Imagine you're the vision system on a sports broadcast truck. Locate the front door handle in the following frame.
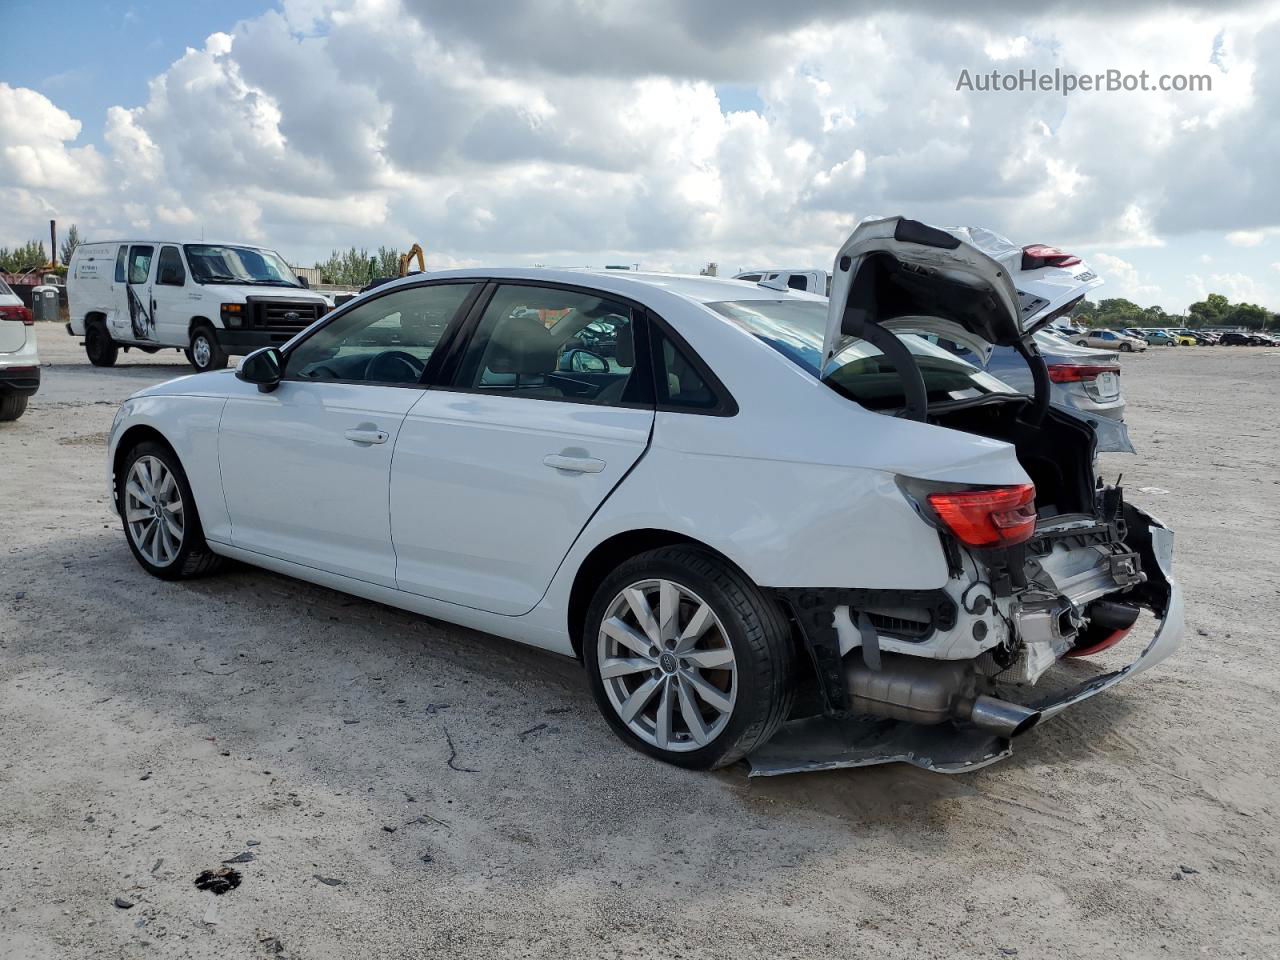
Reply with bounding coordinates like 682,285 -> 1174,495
543,454 -> 605,474
344,428 -> 389,445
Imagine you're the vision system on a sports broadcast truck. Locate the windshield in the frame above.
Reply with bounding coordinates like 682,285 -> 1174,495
183,244 -> 301,286
707,299 -> 1016,411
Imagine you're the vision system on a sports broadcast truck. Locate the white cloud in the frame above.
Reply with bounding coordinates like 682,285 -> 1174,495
1,0 -> 1279,309
1226,229 -> 1266,246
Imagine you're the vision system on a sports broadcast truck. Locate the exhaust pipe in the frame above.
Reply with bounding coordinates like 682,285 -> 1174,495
966,694 -> 1041,737
845,652 -> 1041,737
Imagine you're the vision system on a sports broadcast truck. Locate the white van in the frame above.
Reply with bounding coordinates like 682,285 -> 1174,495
732,268 -> 831,296
67,241 -> 330,372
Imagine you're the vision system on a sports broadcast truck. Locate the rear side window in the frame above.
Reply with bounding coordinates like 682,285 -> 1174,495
127,245 -> 154,284
737,274 -> 762,283
708,299 -> 1014,411
787,274 -> 808,291
0,278 -> 11,295
114,246 -> 128,283
456,284 -> 639,407
653,331 -> 718,410
156,246 -> 185,286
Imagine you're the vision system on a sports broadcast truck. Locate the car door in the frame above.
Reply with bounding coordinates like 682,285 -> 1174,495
390,281 -> 655,615
149,245 -> 190,346
217,281 -> 479,586
118,244 -> 156,343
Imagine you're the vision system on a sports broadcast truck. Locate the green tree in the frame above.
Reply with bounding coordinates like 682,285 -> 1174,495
1188,293 -> 1230,328
1225,302 -> 1270,330
0,240 -> 48,273
59,224 -> 82,265
314,246 -> 402,286
1092,298 -> 1144,329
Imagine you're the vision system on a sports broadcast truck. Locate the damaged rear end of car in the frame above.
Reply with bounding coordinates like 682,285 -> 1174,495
750,216 -> 1185,776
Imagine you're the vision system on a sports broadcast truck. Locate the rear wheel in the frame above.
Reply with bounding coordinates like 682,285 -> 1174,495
186,324 -> 228,373
584,546 -> 795,770
85,322 -> 119,367
0,394 -> 28,421
119,441 -> 224,580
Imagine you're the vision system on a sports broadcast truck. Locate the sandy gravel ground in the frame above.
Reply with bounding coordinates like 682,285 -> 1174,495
2,329 -> 1277,960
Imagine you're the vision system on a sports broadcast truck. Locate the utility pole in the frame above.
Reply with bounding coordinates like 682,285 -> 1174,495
50,219 -> 57,266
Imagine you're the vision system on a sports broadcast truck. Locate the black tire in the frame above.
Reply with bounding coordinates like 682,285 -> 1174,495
584,545 -> 796,770
85,322 -> 119,367
1075,340 -> 1089,348
118,440 -> 225,580
185,324 -> 228,373
1120,342 -> 1132,352
0,393 -> 28,421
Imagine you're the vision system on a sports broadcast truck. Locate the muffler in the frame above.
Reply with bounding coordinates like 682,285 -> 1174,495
845,652 -> 1040,737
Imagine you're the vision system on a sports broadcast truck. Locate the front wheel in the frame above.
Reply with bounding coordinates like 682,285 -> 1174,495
186,325 -> 228,373
85,323 -> 119,367
119,441 -> 225,580
1120,342 -> 1133,352
584,546 -> 795,770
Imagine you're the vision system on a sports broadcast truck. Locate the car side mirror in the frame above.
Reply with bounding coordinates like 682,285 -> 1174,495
572,351 -> 608,373
236,346 -> 284,393
297,276 -> 310,288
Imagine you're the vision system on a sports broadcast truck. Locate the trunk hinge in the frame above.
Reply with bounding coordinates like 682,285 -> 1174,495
838,306 -> 929,422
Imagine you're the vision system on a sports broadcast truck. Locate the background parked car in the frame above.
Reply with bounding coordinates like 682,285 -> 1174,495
1075,328 -> 1147,352
1139,329 -> 1177,346
1219,331 -> 1268,346
732,268 -> 831,295
0,277 -> 39,421
1175,329 -> 1216,345
933,329 -> 1128,432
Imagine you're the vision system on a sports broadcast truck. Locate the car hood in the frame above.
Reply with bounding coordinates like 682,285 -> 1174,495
201,284 -> 326,302
127,368 -> 239,401
822,216 -> 1103,370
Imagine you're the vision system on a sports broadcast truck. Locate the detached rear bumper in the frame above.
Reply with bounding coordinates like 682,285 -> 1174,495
750,508 -> 1185,776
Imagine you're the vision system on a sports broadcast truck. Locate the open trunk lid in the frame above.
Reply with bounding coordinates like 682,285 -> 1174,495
822,216 -> 1103,371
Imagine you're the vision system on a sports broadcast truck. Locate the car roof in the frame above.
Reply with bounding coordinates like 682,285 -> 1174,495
367,268 -> 827,307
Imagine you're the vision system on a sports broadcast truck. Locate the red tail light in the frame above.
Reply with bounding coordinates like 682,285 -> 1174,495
1046,363 -> 1120,383
1021,244 -> 1082,270
0,305 -> 33,325
927,484 -> 1037,548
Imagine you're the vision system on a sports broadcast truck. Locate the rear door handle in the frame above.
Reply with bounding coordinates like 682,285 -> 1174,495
543,454 -> 605,474
344,428 -> 389,445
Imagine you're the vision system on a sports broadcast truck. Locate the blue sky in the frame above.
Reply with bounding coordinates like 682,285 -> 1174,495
2,0 -> 1278,311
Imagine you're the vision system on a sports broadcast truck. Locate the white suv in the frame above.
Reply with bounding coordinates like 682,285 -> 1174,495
0,278 -> 39,421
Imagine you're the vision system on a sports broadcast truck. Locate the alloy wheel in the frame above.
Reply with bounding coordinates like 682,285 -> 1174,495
192,335 -> 212,369
596,579 -> 738,752
124,455 -> 185,567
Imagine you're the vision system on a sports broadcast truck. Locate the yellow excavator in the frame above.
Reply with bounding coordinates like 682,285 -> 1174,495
398,243 -> 426,277
360,242 -> 426,293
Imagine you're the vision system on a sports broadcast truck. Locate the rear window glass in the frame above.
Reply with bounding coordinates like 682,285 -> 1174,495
707,299 -> 1016,411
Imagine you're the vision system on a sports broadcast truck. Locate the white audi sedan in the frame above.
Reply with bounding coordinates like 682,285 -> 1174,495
107,217 -> 1184,775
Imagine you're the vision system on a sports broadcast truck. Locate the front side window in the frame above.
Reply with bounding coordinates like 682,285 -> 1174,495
184,244 -> 301,287
127,245 -> 154,284
456,284 -> 637,405
287,283 -> 475,385
708,299 -> 1015,411
114,246 -> 128,283
156,246 -> 186,286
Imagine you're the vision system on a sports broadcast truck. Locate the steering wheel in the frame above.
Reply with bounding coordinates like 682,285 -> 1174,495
364,350 -> 425,383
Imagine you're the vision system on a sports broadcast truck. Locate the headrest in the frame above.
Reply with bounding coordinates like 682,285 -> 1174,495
486,315 -> 559,375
